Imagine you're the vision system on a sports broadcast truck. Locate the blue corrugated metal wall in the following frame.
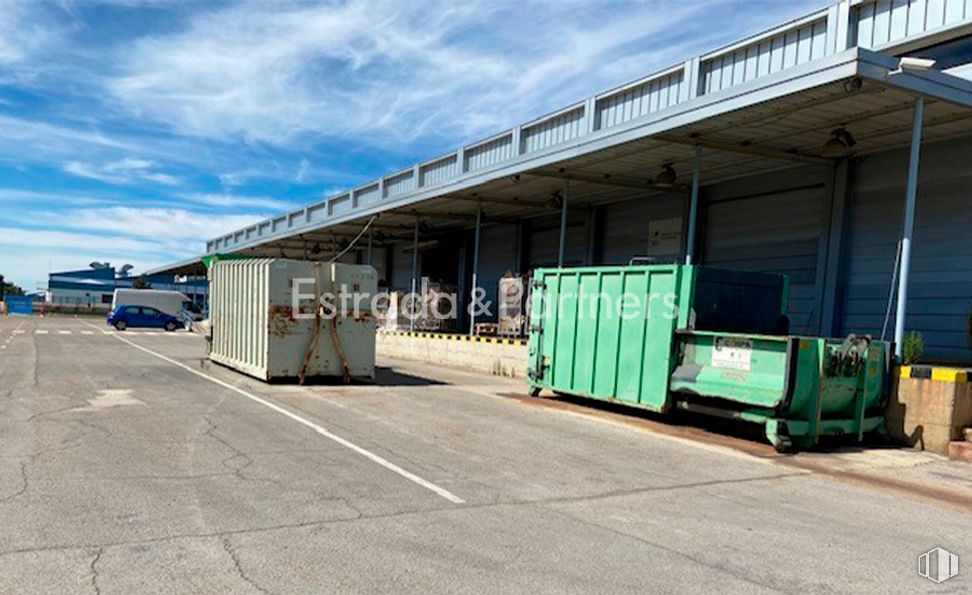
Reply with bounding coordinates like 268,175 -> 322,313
4,296 -> 33,315
839,136 -> 972,363
595,193 -> 685,264
703,184 -> 827,336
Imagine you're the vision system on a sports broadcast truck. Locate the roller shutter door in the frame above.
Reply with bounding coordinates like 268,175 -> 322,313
597,194 -> 684,265
527,212 -> 587,268
388,242 -> 414,292
476,223 -> 519,323
839,139 -> 972,363
703,186 -> 825,335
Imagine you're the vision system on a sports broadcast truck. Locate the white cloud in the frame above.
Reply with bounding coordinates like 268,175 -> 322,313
63,157 -> 180,186
64,206 -> 267,241
0,114 -> 313,188
0,204 -> 268,288
218,172 -> 243,186
108,0 -> 819,146
63,161 -> 127,184
0,114 -> 141,157
0,226 -> 165,254
0,188 -> 110,207
0,3 -> 57,69
178,192 -> 296,211
295,158 -> 311,184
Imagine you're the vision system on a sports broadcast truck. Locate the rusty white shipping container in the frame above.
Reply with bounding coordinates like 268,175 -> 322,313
209,259 -> 377,382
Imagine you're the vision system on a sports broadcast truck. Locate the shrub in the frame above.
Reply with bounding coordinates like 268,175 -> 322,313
902,331 -> 924,365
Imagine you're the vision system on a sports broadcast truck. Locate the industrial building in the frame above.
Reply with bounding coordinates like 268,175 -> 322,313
153,0 -> 972,364
47,266 -> 208,309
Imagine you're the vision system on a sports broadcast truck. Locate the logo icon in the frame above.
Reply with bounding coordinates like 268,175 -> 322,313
918,547 -> 959,583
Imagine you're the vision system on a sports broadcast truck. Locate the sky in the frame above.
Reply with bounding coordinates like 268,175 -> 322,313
0,0 -> 823,291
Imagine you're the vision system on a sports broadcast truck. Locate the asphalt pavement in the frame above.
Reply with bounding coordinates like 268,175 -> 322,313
0,315 -> 969,593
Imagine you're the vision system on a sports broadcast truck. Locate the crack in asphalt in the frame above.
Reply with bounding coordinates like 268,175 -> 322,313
24,404 -> 83,422
88,547 -> 103,595
202,416 -> 282,487
57,472 -> 235,482
0,470 -> 803,559
537,504 -> 788,593
72,418 -> 113,439
221,536 -> 272,594
0,438 -> 88,463
0,462 -> 28,505
199,415 -> 318,492
32,337 -> 39,390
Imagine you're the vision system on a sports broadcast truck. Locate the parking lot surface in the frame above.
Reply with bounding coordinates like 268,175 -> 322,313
1,316 -> 969,593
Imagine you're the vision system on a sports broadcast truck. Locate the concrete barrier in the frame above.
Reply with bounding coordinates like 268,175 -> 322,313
887,366 -> 972,455
377,330 -> 528,378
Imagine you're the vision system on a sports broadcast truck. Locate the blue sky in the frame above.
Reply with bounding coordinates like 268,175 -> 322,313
0,0 -> 822,290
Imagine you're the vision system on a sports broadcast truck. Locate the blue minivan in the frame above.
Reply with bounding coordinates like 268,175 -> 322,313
107,305 -> 185,331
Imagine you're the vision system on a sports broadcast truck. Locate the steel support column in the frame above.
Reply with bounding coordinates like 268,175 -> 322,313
469,204 -> 482,335
685,146 -> 702,265
366,229 -> 373,265
893,97 -> 924,359
410,217 -> 419,331
558,180 -> 569,267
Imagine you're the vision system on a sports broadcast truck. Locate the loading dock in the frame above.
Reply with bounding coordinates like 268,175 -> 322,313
152,3 -> 972,364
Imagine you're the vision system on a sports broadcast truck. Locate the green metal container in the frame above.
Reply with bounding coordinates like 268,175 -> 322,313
526,265 -> 890,451
669,332 -> 889,450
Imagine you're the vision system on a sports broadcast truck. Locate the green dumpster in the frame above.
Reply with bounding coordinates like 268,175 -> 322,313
526,265 -> 890,451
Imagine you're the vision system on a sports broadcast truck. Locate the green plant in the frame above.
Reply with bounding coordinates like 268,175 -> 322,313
2,282 -> 25,296
902,331 -> 924,365
132,276 -> 152,290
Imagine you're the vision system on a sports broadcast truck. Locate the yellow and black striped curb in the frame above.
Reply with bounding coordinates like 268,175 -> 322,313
380,329 -> 527,346
898,365 -> 971,383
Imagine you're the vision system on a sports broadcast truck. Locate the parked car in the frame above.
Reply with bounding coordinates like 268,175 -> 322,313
107,305 -> 185,331
111,289 -> 205,321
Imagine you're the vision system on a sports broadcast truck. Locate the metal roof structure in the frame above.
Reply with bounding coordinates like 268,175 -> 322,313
149,0 -> 972,276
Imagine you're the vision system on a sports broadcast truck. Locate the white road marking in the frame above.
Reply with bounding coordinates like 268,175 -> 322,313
82,320 -> 464,505
35,330 -> 48,335
9,320 -> 26,336
81,330 -> 93,335
58,330 -> 71,335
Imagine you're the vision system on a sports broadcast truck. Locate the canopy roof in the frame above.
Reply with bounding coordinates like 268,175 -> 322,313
148,48 -> 972,276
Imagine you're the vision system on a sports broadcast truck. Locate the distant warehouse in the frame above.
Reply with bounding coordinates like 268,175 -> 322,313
47,265 -> 207,309
153,0 -> 972,363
